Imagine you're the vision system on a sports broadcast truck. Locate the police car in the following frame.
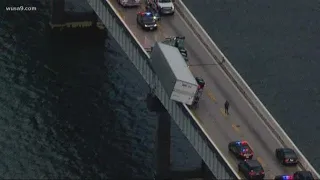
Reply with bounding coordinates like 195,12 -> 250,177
275,148 -> 298,166
238,159 -> 265,180
274,175 -> 293,180
136,12 -> 158,31
228,140 -> 254,159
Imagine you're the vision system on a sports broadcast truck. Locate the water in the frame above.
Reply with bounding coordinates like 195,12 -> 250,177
0,0 -> 202,178
183,0 -> 320,170
1,0 -> 320,178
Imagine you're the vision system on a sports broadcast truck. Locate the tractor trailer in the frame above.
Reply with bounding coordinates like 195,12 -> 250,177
150,42 -> 198,105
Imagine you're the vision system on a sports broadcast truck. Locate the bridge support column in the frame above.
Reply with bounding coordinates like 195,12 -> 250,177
156,110 -> 171,180
201,161 -> 214,180
50,0 -> 65,25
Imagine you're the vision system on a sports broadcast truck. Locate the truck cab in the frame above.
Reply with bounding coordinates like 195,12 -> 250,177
191,77 -> 205,108
195,77 -> 205,89
162,36 -> 188,61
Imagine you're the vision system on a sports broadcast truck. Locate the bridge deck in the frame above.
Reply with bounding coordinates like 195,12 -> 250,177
109,0 -> 301,178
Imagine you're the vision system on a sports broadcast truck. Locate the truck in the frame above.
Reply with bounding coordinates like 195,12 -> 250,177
150,42 -> 199,105
162,36 -> 188,62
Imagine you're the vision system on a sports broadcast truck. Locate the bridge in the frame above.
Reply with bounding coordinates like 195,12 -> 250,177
50,0 -> 320,179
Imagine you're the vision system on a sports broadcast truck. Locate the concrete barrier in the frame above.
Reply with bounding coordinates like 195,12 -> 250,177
182,104 -> 241,179
175,0 -> 320,178
103,1 -> 240,179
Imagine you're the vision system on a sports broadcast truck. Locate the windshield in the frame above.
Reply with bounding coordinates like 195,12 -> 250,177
142,17 -> 155,23
283,149 -> 296,158
176,39 -> 185,49
159,0 -> 172,2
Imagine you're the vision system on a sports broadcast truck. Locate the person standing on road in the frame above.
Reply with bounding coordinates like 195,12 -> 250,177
224,100 -> 229,115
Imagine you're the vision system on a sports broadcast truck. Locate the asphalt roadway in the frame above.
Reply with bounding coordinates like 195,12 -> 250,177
109,0 -> 301,178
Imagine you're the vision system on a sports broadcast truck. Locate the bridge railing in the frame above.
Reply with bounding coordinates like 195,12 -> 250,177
86,0 -> 240,179
175,0 -> 320,178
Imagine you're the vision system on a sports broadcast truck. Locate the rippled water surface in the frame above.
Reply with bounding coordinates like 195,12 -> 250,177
183,0 -> 320,170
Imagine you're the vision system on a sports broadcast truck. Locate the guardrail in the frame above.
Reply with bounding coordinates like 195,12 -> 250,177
175,0 -> 320,178
87,0 -> 240,178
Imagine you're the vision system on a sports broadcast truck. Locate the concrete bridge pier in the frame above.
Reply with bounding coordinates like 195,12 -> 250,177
49,0 -> 105,39
147,93 -> 211,180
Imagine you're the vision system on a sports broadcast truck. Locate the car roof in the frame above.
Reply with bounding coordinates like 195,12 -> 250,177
246,160 -> 261,167
141,14 -> 152,17
139,12 -> 153,16
232,141 -> 249,146
282,148 -> 294,153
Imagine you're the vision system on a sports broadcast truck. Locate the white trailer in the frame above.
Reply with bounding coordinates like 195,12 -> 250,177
150,42 -> 198,105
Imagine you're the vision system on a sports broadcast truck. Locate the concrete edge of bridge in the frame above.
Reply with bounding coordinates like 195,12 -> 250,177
174,0 -> 320,178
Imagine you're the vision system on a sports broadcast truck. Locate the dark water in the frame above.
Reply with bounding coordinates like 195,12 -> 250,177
0,1 -> 201,179
183,0 -> 320,170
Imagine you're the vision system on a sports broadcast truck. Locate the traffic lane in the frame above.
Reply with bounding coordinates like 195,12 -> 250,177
109,0 -> 161,48
110,1 -> 299,177
161,12 -> 300,176
190,60 -> 289,177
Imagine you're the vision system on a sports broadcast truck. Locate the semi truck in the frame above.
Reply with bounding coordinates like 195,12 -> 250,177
150,42 -> 204,106
162,36 -> 188,62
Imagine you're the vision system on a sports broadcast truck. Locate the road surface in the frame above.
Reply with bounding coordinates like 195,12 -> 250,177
109,0 -> 301,178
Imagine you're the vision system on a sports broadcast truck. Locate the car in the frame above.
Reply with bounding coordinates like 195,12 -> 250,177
238,159 -> 265,179
118,0 -> 141,7
136,11 -> 158,31
274,175 -> 294,180
146,0 -> 175,15
293,171 -> 314,180
228,140 -> 254,159
275,148 -> 298,165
